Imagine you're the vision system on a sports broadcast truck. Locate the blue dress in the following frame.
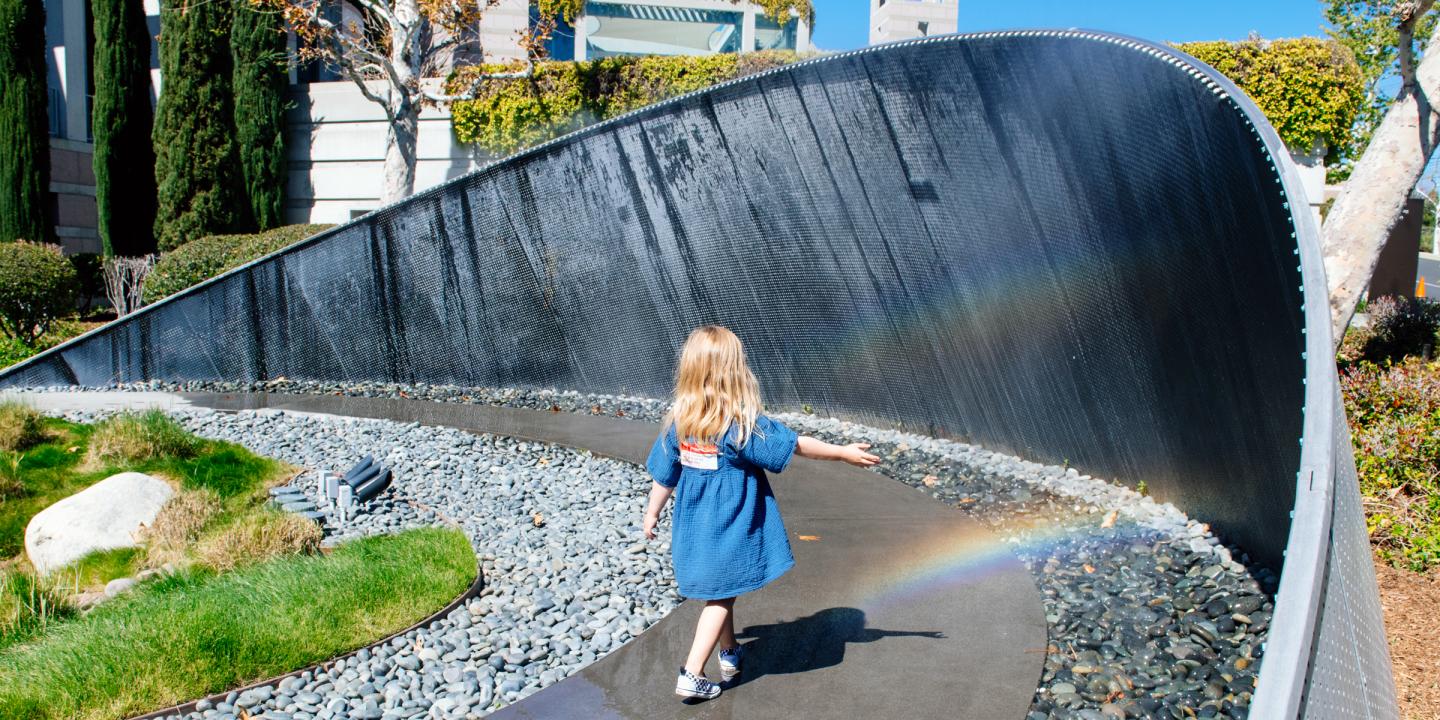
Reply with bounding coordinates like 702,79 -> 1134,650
646,415 -> 798,600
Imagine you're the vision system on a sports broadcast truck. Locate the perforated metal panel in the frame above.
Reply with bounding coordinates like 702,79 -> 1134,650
1298,398 -> 1399,719
0,31 -> 1397,719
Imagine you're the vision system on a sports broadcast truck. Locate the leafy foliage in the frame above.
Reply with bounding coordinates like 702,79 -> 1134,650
0,320 -> 92,371
91,0 -> 159,256
1323,1 -> 1438,179
1339,295 -> 1440,371
1176,38 -> 1365,167
0,242 -> 78,346
230,2 -> 289,231
143,224 -> 333,303
152,0 -> 247,250
1342,357 -> 1440,571
448,51 -> 809,155
0,0 -> 54,244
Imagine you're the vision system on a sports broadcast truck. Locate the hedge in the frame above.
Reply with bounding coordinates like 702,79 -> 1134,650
144,224 -> 332,303
1176,37 -> 1364,166
447,51 -> 809,155
0,242 -> 78,346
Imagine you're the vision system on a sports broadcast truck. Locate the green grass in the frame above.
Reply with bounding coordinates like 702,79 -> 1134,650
0,570 -> 76,652
0,527 -> 475,720
65,548 -> 144,589
0,413 -> 287,559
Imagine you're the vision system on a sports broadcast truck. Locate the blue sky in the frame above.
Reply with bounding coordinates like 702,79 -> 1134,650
809,0 -> 1332,51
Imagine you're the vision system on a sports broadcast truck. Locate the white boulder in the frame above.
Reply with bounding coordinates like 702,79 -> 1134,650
24,472 -> 173,575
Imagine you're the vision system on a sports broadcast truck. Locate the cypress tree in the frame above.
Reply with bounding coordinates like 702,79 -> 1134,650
92,0 -> 159,256
0,0 -> 54,243
231,1 -> 288,231
153,0 -> 245,250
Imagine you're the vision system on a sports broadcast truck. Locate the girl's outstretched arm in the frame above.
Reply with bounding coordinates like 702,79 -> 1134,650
642,481 -> 674,539
796,436 -> 881,467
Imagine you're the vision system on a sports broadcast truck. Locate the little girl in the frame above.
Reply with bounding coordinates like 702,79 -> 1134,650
642,325 -> 879,701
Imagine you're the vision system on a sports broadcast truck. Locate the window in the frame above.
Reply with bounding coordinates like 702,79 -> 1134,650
582,2 -> 742,57
755,14 -> 798,51
917,21 -> 929,36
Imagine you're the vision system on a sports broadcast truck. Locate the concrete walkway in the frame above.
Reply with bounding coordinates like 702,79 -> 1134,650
17,390 -> 1048,719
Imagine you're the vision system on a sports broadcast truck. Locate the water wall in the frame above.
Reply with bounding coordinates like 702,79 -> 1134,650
0,31 -> 1395,718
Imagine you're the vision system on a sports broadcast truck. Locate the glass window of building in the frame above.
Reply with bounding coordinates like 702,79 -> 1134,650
754,14 -> 798,51
583,2 -> 742,57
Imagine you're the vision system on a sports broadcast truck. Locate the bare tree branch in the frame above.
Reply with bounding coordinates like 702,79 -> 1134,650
424,59 -> 535,103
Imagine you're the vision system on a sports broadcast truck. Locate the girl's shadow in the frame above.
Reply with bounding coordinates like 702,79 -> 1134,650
725,607 -> 943,687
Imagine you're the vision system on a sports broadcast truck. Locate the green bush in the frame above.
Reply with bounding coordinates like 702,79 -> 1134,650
1176,38 -> 1364,168
1343,358 -> 1440,571
448,51 -> 812,155
0,242 -> 78,346
143,224 -> 332,303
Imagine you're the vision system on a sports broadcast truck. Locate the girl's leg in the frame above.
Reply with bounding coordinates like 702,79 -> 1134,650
719,600 -> 738,651
684,598 -> 735,675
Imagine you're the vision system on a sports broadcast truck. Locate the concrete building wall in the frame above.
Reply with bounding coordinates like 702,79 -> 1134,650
869,0 -> 958,45
479,0 -> 531,65
284,80 -> 495,224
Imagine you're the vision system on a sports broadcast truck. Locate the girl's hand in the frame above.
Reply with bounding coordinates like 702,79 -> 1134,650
643,511 -> 659,540
840,443 -> 880,467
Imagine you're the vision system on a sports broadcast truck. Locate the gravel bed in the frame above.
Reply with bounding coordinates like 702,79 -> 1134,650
50,382 -> 1277,719
54,406 -> 678,720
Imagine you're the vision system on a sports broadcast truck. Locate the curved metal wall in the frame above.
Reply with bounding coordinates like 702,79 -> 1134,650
0,31 -> 1394,717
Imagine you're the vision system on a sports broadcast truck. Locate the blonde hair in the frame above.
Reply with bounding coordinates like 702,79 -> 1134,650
668,325 -> 763,447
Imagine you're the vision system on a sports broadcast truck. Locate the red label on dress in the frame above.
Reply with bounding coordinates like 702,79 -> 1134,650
679,441 -> 719,470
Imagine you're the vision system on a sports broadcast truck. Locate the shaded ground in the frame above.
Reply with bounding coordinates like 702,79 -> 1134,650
1376,555 -> 1440,720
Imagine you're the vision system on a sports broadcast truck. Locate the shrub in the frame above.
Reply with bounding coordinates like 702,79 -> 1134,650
85,410 -> 198,468
1342,357 -> 1440,571
0,242 -> 79,346
448,51 -> 812,155
0,402 -> 43,452
1360,295 -> 1440,365
143,224 -> 332,303
196,510 -> 321,572
1176,37 -> 1364,170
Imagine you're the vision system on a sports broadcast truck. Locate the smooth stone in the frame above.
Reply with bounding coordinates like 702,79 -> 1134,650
24,471 -> 174,575
104,577 -> 137,597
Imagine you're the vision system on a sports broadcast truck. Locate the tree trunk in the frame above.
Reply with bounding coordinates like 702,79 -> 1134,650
380,0 -> 420,204
1324,18 -> 1440,346
382,102 -> 419,204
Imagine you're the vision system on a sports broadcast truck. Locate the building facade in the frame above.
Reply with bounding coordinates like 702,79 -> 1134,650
39,0 -> 808,246
869,0 -> 957,45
